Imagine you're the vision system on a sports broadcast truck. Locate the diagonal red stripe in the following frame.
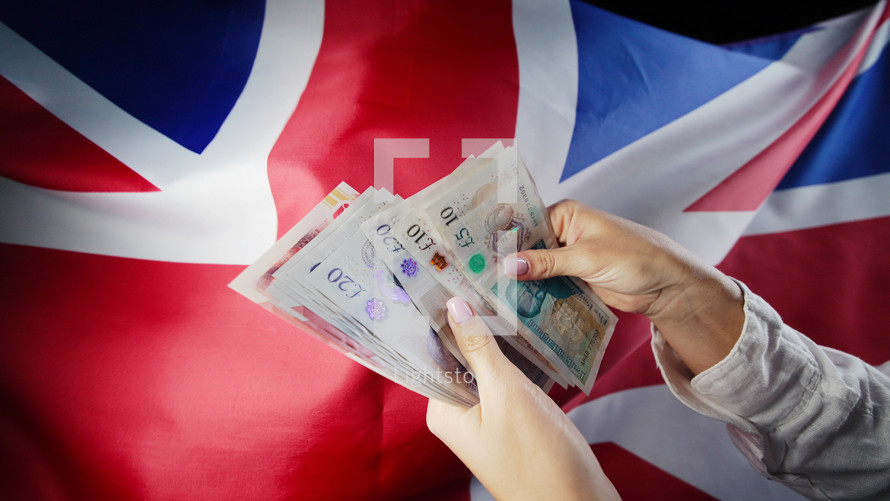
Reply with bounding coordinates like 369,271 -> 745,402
0,76 -> 158,193
685,18 -> 874,212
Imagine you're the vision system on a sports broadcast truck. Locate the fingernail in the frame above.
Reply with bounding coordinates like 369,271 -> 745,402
446,297 -> 474,324
503,255 -> 529,277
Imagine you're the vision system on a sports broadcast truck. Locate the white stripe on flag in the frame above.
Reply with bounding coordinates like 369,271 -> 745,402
515,1 -> 884,265
0,0 -> 324,264
512,0 -> 578,194
858,13 -> 890,75
744,172 -> 890,236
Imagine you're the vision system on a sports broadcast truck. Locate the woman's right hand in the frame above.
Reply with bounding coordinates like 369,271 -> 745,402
503,200 -> 745,375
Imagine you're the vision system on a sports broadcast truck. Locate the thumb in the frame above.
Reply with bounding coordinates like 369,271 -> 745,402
445,297 -> 510,389
503,244 -> 594,281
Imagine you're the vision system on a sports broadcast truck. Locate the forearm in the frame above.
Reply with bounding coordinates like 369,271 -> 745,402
654,282 -> 890,499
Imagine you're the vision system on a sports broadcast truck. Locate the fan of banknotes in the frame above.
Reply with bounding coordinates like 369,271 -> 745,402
230,144 -> 617,406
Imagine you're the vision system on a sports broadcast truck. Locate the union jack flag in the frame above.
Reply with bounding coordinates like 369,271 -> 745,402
1,1 -> 887,499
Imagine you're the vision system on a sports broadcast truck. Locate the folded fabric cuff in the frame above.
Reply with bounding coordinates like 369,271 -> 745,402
651,278 -> 778,434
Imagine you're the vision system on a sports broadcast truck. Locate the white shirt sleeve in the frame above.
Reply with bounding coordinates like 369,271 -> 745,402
651,280 -> 890,500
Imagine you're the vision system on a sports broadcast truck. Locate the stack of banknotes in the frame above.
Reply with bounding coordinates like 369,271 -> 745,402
230,144 -> 617,406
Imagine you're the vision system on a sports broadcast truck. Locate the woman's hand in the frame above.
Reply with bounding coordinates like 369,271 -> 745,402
426,297 -> 620,501
426,200 -> 744,500
504,200 -> 744,375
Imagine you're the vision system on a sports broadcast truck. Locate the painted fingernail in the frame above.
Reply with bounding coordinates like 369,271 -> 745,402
503,255 -> 529,277
446,297 -> 474,324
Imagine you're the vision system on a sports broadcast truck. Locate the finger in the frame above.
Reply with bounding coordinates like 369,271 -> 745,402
445,297 -> 510,391
547,199 -> 613,243
502,244 -> 595,281
546,199 -> 584,244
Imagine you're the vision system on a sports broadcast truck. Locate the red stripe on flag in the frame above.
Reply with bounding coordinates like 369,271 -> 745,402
377,383 -> 473,501
0,244 -> 462,499
267,0 -> 520,236
591,442 -> 718,500
718,216 -> 890,364
262,2 -> 520,495
0,77 -> 158,193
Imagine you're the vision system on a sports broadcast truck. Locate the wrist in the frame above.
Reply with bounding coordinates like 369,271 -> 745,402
646,267 -> 745,375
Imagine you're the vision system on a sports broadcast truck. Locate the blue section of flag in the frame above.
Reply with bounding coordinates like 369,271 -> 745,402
0,0 -> 264,153
777,41 -> 890,190
561,1 -> 775,182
